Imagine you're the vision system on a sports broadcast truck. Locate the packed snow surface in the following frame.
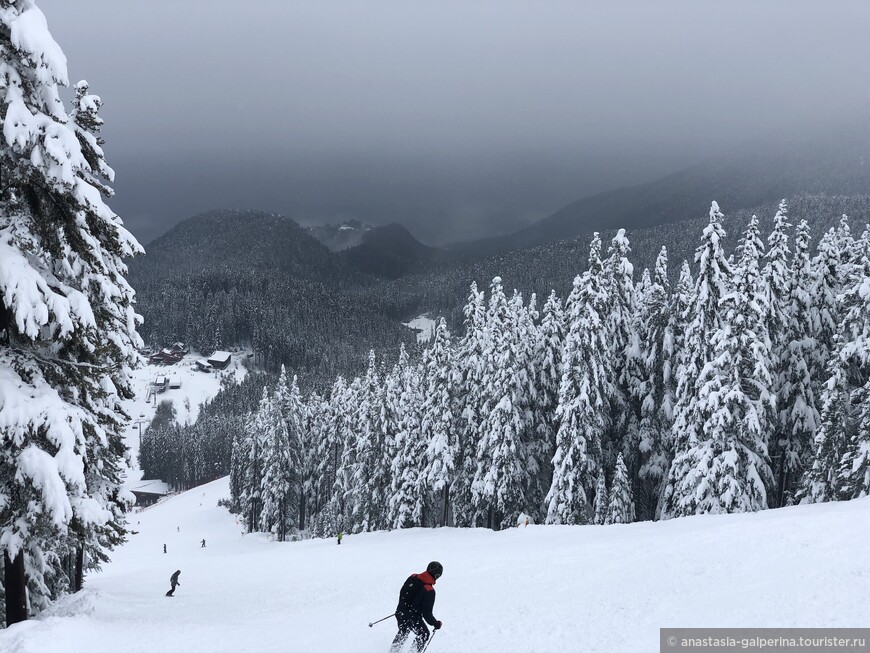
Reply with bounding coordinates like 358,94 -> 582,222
2,478 -> 868,653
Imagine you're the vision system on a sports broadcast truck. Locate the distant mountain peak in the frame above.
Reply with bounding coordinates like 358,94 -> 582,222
340,222 -> 440,280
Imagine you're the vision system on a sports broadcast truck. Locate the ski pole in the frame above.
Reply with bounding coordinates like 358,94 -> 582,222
368,613 -> 395,627
421,630 -> 436,653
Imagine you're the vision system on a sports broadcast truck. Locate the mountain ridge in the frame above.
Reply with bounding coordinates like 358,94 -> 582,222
450,131 -> 870,256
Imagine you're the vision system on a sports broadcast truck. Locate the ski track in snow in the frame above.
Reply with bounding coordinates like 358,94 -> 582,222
2,477 -> 868,653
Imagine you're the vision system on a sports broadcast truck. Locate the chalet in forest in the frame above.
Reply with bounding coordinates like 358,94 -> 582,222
208,350 -> 232,370
149,349 -> 184,365
131,480 -> 170,508
146,342 -> 188,365
170,342 -> 190,355
195,359 -> 212,373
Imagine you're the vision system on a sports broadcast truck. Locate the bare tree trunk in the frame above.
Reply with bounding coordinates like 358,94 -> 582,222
279,499 -> 285,542
248,498 -> 258,533
74,545 -> 85,592
441,487 -> 450,527
4,550 -> 27,626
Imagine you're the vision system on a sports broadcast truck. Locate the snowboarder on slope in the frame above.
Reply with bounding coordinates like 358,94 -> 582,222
390,561 -> 443,653
337,532 -> 343,545
165,569 -> 181,596
163,543 -> 166,554
201,539 -> 206,548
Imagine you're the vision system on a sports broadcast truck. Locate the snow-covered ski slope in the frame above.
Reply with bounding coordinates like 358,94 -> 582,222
120,353 -> 247,490
3,479 -> 868,653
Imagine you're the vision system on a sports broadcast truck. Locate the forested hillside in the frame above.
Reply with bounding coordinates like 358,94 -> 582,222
129,210 -> 418,387
131,192 -> 870,391
361,194 -> 870,330
130,197 -> 870,442
339,223 -> 440,280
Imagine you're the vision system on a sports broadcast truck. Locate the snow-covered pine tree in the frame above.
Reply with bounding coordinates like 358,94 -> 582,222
762,199 -> 804,507
635,247 -> 676,520
835,215 -> 857,277
315,376 -> 351,536
422,318 -> 455,526
531,291 -> 564,511
774,219 -> 819,505
537,290 -> 564,446
593,471 -> 608,525
473,280 -> 532,529
258,387 -> 296,541
304,390 -> 329,523
388,350 -> 427,528
327,377 -> 349,501
688,215 -> 774,514
348,351 -> 388,532
289,375 -> 309,529
242,393 -> 268,533
622,268 -> 649,506
68,80 -> 112,196
670,260 -> 695,375
229,428 -> 248,514
663,203 -> 745,518
840,224 -> 870,380
836,225 -> 870,500
763,201 -> 793,348
798,333 -> 852,504
762,201 -> 793,507
809,226 -> 846,395
603,229 -> 636,471
545,234 -> 612,525
372,362 -> 395,532
1,2 -> 143,624
605,454 -> 635,525
518,293 -> 550,522
273,367 -> 305,529
338,376 -> 364,531
688,216 -> 775,514
734,216 -> 776,432
838,379 -> 870,500
451,282 -> 487,526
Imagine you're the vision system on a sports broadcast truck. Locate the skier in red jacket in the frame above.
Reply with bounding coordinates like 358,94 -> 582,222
390,561 -> 443,652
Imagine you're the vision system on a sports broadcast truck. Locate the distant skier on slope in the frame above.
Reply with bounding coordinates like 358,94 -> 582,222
390,561 -> 443,653
165,569 -> 181,596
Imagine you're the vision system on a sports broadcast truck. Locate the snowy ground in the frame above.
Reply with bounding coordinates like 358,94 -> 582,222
402,314 -> 437,343
2,479 -> 868,653
121,353 -> 248,489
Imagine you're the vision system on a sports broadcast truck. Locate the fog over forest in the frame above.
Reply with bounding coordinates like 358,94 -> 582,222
40,0 -> 870,244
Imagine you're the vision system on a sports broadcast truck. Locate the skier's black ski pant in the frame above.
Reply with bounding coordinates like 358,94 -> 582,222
391,612 -> 429,652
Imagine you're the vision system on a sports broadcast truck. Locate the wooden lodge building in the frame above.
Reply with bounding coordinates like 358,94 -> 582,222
207,351 -> 232,370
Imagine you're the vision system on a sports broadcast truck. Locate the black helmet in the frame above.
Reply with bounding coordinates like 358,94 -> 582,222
427,561 -> 443,579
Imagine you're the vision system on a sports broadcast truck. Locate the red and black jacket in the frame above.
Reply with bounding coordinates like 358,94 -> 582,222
396,571 -> 438,626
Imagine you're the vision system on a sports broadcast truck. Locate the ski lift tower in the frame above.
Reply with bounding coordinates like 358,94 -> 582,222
133,417 -> 150,447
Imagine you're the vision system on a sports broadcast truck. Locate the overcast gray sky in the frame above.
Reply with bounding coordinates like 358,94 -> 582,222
39,0 -> 870,245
